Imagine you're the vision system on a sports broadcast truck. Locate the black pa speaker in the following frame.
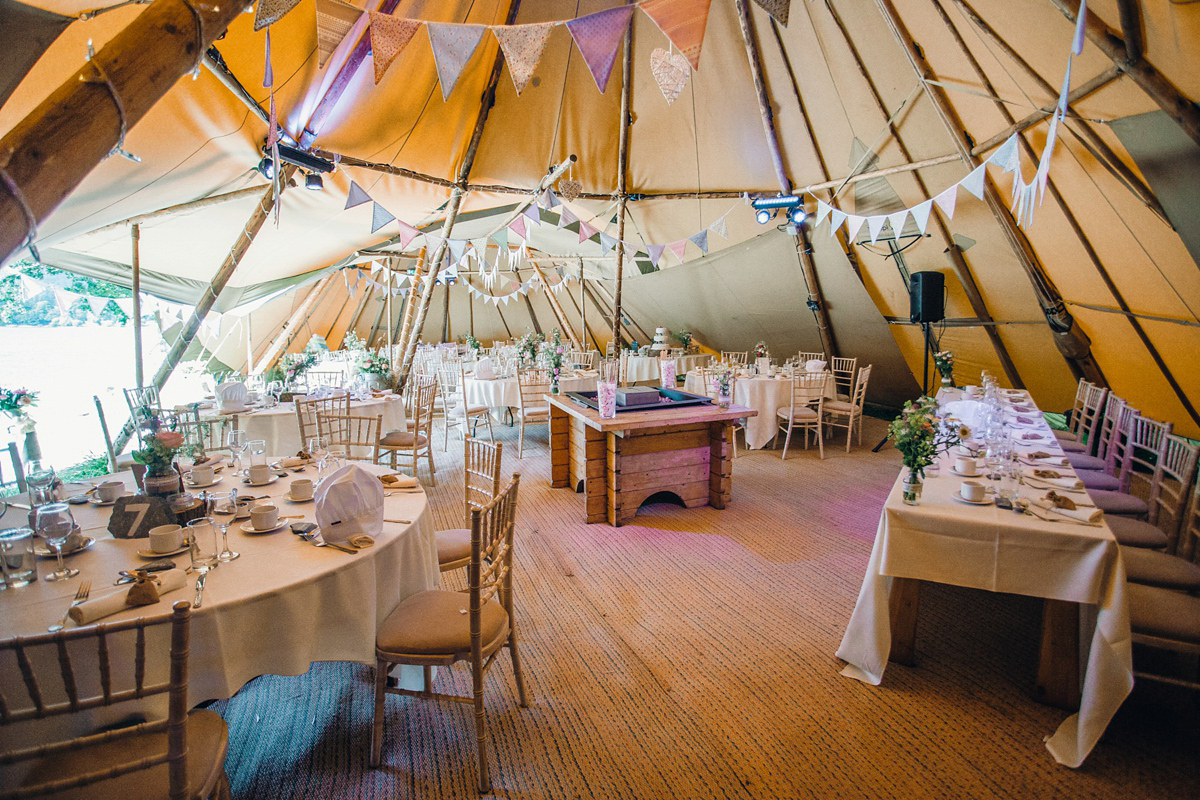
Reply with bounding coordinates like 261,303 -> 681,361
909,271 -> 945,324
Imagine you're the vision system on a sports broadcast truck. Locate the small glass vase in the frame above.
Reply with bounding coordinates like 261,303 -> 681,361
718,394 -> 731,409
940,375 -> 954,388
901,469 -> 923,505
143,467 -> 181,498
551,378 -> 560,396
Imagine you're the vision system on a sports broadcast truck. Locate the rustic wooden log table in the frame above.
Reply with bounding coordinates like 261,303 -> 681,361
546,394 -> 757,526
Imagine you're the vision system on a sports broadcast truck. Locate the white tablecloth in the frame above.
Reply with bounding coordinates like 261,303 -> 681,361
836,393 -> 1132,767
463,372 -> 597,410
0,463 -> 439,711
683,371 -> 834,450
624,356 -> 663,383
207,394 -> 406,456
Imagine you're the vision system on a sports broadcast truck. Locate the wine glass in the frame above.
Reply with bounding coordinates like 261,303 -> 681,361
208,491 -> 240,562
308,436 -> 329,479
226,429 -> 248,477
35,502 -> 79,581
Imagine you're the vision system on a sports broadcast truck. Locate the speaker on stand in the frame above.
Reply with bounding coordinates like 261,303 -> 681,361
909,271 -> 945,395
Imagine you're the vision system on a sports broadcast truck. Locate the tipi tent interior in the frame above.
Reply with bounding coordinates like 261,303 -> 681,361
2,0 -> 1200,794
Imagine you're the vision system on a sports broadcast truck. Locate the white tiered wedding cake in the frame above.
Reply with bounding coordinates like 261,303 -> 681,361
651,327 -> 669,351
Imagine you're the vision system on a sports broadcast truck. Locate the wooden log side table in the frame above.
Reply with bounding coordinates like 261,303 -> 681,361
546,395 -> 757,526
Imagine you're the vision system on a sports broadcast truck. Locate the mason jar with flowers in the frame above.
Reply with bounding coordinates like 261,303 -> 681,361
889,396 -> 965,504
356,350 -> 395,391
132,430 -> 187,497
934,350 -> 955,387
711,367 -> 735,408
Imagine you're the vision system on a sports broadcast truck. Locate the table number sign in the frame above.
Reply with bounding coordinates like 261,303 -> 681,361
107,495 -> 175,539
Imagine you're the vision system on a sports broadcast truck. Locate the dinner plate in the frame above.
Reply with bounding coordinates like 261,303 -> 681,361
240,520 -> 287,534
184,475 -> 222,489
241,474 -> 279,487
34,537 -> 95,557
951,491 -> 993,506
137,544 -> 190,558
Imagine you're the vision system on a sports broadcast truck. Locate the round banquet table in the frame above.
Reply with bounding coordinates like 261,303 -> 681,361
0,461 -> 438,715
624,355 -> 663,383
683,370 -> 835,450
463,371 -> 598,411
203,393 -> 406,456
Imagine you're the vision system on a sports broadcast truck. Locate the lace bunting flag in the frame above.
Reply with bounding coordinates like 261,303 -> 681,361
370,14 -> 421,84
493,22 -> 556,95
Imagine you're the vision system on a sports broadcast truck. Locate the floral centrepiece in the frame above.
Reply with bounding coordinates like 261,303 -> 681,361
675,329 -> 693,353
132,430 -> 186,477
547,330 -> 565,394
281,351 -> 318,387
754,341 -> 769,358
889,396 -> 967,502
464,333 -> 482,354
0,386 -> 37,434
711,367 -> 734,406
934,350 -> 955,383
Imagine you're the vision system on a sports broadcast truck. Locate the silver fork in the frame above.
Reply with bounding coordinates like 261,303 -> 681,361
49,580 -> 91,632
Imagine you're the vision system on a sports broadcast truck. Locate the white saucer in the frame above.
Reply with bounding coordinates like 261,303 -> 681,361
241,474 -> 279,487
184,475 -> 222,489
240,520 -> 287,534
949,467 -> 984,477
952,491 -> 993,506
34,537 -> 95,557
285,495 -> 314,503
137,544 -> 189,558
89,496 -> 123,507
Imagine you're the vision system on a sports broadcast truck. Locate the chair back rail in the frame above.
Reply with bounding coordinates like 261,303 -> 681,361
317,413 -> 383,463
1148,435 -> 1199,553
464,438 -> 504,527
295,392 -> 351,449
1118,415 -> 1173,497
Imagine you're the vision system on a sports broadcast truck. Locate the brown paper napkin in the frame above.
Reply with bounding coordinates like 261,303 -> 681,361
1033,493 -> 1102,523
69,569 -> 189,625
380,473 -> 419,489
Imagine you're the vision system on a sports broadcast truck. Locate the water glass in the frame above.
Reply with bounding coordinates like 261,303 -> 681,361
248,439 -> 268,468
35,503 -> 78,581
0,527 -> 37,588
26,461 -> 57,507
187,517 -> 220,575
309,437 -> 329,478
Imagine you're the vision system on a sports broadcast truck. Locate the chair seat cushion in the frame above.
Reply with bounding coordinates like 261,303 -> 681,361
435,528 -> 472,565
1065,452 -> 1106,471
1107,516 -> 1169,549
777,407 -> 818,421
521,405 -> 550,418
21,710 -> 228,800
1127,583 -> 1200,645
1076,470 -> 1120,490
379,431 -> 428,448
1121,546 -> 1200,591
1058,439 -> 1089,453
376,589 -> 508,656
1087,489 -> 1148,516
824,400 -> 854,414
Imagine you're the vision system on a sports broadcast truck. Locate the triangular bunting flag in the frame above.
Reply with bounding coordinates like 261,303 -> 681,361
640,0 -> 712,70
578,220 -> 598,242
115,298 -> 134,316
52,288 -> 73,314
254,0 -> 302,31
933,185 -> 958,218
315,0 -> 363,67
667,239 -> 688,263
752,0 -> 790,26
540,188 -> 559,209
369,13 -> 421,84
886,210 -> 908,240
370,202 -> 395,233
599,232 -> 618,255
428,23 -> 488,101
829,209 -> 847,235
988,133 -> 1019,172
910,199 -> 933,234
523,204 -> 541,226
566,5 -> 636,93
866,215 -> 887,245
844,214 -> 866,241
1072,0 -> 1088,55
688,229 -> 709,255
647,244 -> 665,267
20,275 -> 44,298
815,200 -> 832,227
396,221 -> 421,249
491,229 -> 509,250
557,206 -> 578,229
448,238 -> 467,263
508,216 -> 527,240
492,21 -> 555,96
709,213 -> 729,239
960,164 -> 988,200
87,296 -> 108,315
345,181 -> 371,209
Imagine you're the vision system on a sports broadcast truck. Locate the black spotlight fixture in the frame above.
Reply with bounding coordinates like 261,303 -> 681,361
257,156 -> 274,179
790,206 -> 808,225
756,208 -> 774,224
752,195 -> 806,225
305,172 -> 324,191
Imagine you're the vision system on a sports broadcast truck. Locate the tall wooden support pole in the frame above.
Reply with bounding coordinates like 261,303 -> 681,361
872,0 -> 1102,384
612,13 -> 634,348
442,280 -> 451,342
113,167 -> 294,454
254,273 -> 335,374
385,264 -> 394,359
0,0 -> 252,264
735,0 -> 838,360
931,0 -> 1198,426
392,248 -> 425,362
1047,0 -> 1200,148
533,264 -> 584,350
131,224 -> 144,388
821,0 -> 1023,387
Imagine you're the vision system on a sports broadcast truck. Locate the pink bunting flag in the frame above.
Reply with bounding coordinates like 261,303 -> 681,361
508,216 -> 527,240
578,220 -> 598,243
647,244 -> 665,267
396,221 -> 421,249
640,0 -> 712,70
370,14 -> 421,84
428,23 -> 488,101
254,0 -> 302,31
557,206 -> 578,229
492,22 -> 556,96
345,181 -> 371,209
316,0 -> 363,68
566,5 -> 636,93
667,239 -> 688,263
370,203 -> 395,233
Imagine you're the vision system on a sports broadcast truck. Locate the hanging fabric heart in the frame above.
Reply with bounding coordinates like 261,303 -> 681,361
559,179 -> 582,202
650,48 -> 690,105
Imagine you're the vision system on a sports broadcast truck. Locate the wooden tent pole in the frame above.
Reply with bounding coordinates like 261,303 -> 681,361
735,0 -> 839,360
872,0 -> 1103,384
391,248 -> 425,361
91,186 -> 268,237
1114,0 -> 1143,63
533,264 -> 584,350
593,280 -> 647,344
469,285 -> 475,337
950,0 -> 1167,223
113,166 -> 294,454
563,273 -> 602,351
0,0 -> 251,264
1047,0 -> 1200,148
612,11 -> 634,348
131,224 -> 144,388
254,273 -> 334,374
385,264 -> 395,360
493,300 -> 514,339
442,280 -> 451,342
932,0 -> 1197,425
820,0 -> 1024,386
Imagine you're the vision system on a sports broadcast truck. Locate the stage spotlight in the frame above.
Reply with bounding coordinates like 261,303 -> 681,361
257,156 -> 274,179
305,172 -> 324,191
756,209 -> 774,224
791,206 -> 807,225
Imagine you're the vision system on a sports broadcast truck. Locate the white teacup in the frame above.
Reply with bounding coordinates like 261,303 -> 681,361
250,504 -> 279,531
964,385 -> 981,397
954,456 -> 977,475
289,479 -> 314,501
94,480 -> 124,503
247,464 -> 272,485
189,464 -> 215,486
961,480 -> 986,502
149,524 -> 184,553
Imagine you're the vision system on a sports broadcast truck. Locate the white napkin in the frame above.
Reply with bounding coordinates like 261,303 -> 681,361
216,381 -> 249,411
1023,467 -> 1084,490
474,357 -> 495,380
1025,454 -> 1071,467
315,464 -> 385,542
1033,496 -> 1103,524
69,569 -> 189,625
381,472 -> 420,489
805,359 -> 826,372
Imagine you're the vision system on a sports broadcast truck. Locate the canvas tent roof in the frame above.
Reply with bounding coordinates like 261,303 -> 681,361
2,0 -> 1198,435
